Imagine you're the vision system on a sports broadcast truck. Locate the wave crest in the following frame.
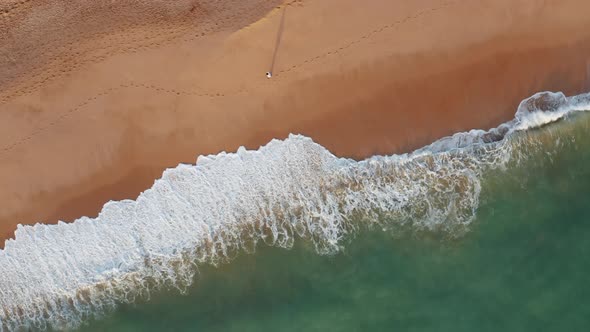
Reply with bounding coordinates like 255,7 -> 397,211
0,91 -> 588,331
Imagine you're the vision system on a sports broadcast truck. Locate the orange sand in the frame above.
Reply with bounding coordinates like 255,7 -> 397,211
1,0 -> 590,246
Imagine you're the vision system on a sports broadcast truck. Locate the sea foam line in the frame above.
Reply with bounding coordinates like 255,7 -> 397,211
0,91 -> 588,331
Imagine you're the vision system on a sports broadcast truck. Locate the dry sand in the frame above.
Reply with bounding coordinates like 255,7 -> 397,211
1,0 -> 590,246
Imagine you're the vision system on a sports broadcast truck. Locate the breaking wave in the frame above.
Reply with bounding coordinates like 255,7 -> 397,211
0,91 -> 589,331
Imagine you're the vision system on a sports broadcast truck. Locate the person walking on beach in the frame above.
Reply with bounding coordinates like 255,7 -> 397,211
266,7 -> 286,80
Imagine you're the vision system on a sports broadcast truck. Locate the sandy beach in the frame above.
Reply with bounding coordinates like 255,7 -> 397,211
1,0 -> 590,246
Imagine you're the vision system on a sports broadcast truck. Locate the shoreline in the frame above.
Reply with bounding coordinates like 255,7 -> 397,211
1,0 -> 590,246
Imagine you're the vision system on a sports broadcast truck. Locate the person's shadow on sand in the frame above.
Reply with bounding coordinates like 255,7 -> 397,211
266,7 -> 287,78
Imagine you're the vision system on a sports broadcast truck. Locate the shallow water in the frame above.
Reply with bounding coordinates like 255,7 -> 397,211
1,92 -> 590,331
79,111 -> 590,331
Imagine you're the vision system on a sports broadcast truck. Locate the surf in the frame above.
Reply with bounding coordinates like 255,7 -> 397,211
0,91 -> 588,331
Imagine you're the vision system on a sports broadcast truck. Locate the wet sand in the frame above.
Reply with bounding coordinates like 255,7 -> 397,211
1,0 -> 590,246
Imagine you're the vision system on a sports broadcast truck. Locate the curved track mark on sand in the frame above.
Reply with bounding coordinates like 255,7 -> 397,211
277,0 -> 458,77
0,0 -> 294,105
0,81 -> 250,154
1,0 -> 454,155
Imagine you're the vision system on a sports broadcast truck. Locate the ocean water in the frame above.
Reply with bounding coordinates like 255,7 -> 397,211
1,92 -> 590,331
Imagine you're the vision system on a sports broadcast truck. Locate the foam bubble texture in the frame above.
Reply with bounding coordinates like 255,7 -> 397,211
0,91 -> 587,331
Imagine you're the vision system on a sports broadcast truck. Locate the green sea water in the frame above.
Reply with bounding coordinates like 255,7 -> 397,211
77,112 -> 590,332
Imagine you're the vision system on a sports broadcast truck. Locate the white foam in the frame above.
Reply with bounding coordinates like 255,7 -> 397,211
515,91 -> 590,130
0,91 -> 588,331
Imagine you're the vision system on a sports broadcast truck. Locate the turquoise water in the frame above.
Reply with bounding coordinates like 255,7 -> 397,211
1,92 -> 588,331
77,112 -> 590,331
